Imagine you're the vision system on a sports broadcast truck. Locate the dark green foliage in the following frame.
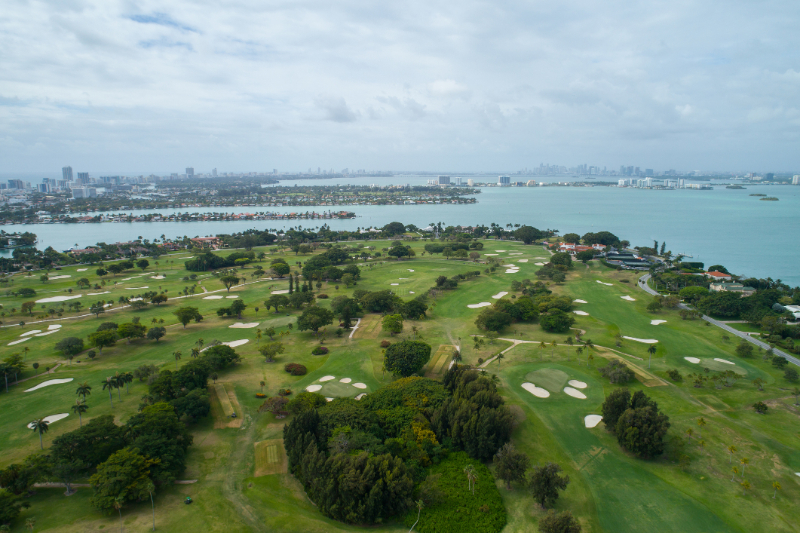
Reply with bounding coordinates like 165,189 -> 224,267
514,225 -> 542,244
529,463 -> 570,509
172,306 -> 203,328
475,308 -> 512,332
358,289 -> 403,313
185,251 -> 254,271
316,398 -> 380,442
771,356 -> 789,370
402,452 -> 506,533
785,367 -> 799,382
679,286 -> 709,304
492,296 -> 539,322
612,391 -> 671,458
126,403 -> 193,483
311,346 -> 329,355
51,415 -> 126,469
599,359 -> 635,384
383,221 -> 407,235
89,447 -> 158,514
401,298 -> 429,320
753,401 -> 768,414
286,392 -> 328,415
384,340 -> 432,377
666,369 -> 682,382
735,340 -> 754,358
296,305 -> 334,334
601,389 -> 631,431
284,363 -> 307,375
550,252 -> 573,268
539,510 -> 582,533
96,322 -> 119,332
539,309 -> 575,333
362,377 -> 449,414
494,442 -> 529,489
0,454 -> 51,496
581,231 -> 620,247
147,326 -> 166,342
697,291 -> 744,317
204,345 -> 241,370
170,389 -> 210,423
55,336 -> 84,356
0,489 -> 30,526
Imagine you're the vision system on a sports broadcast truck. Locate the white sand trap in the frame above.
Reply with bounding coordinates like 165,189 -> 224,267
355,393 -> 367,400
468,302 -> 492,308
391,283 -> 399,286
492,292 -> 508,299
505,269 -> 520,274
48,325 -> 62,330
352,383 -> 367,389
585,415 -> 603,428
226,295 -> 240,299
623,336 -> 658,344
326,397 -> 334,402
573,299 -> 588,304
522,382 -> 550,398
399,278 -> 409,280
87,291 -> 110,296
77,268 -> 88,272
407,269 -> 414,272
564,387 -> 587,399
714,358 -> 735,365
651,320 -> 667,325
517,259 -> 529,263
21,330 -> 42,337
121,277 -> 133,281
27,413 -> 68,429
796,473 -> 800,478
271,290 -> 290,294
496,250 -> 506,252
8,338 -> 31,346
684,357 -> 701,364
319,375 -> 335,382
229,322 -> 259,329
573,310 -> 589,316
508,253 -> 523,255
502,264 -> 516,267
36,295 -> 81,303
25,378 -> 74,392
621,296 -> 636,301
151,275 -> 166,279
129,298 -> 143,302
568,380 -> 588,389
224,339 -> 249,348
339,378 -> 352,383
49,275 -> 71,280
596,281 -> 613,286
35,330 -> 59,337
125,286 -> 149,290
534,262 -> 545,266
203,295 -> 224,299
484,253 -> 498,256
306,384 -> 322,392
409,291 -> 415,294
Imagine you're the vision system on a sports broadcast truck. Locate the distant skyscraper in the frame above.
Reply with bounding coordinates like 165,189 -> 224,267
498,175 -> 511,185
62,166 -> 73,181
7,179 -> 25,189
186,167 -> 194,177
792,175 -> 800,185
467,179 -> 474,186
437,176 -> 450,185
212,168 -> 217,177
77,172 -> 89,184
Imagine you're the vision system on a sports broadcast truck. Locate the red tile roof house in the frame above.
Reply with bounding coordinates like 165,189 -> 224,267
558,243 -> 606,255
704,271 -> 732,280
191,236 -> 222,249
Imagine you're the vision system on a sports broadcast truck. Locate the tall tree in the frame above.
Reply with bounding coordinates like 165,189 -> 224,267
529,463 -> 570,509
71,399 -> 88,427
494,443 -> 529,489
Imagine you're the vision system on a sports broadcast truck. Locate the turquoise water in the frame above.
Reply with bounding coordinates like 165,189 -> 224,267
3,181 -> 798,286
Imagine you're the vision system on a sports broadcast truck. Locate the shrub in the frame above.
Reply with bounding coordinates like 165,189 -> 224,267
278,388 -> 292,396
284,363 -> 308,376
255,393 -> 266,398
317,293 -> 328,299
666,369 -> 682,382
311,346 -> 329,355
753,401 -> 768,414
599,359 -> 635,384
380,340 -> 391,348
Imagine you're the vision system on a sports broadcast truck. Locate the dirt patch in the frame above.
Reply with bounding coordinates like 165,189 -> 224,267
425,344 -> 456,377
351,314 -> 382,340
254,439 -> 288,476
211,383 -> 243,428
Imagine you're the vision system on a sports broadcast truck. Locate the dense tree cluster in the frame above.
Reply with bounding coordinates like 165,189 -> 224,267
601,389 -> 670,458
184,251 -> 255,271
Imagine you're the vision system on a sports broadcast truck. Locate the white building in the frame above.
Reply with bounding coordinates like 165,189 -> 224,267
793,175 -> 800,185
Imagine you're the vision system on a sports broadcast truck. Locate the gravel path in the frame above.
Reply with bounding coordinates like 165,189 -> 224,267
638,274 -> 799,368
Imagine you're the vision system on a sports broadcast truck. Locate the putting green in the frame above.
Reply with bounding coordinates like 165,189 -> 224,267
523,368 -> 569,392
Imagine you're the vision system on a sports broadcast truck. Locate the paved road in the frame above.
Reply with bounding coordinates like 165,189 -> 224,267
638,274 -> 800,368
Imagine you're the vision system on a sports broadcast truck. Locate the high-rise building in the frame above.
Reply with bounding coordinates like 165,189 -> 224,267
792,175 -> 800,185
62,166 -> 73,181
77,172 -> 90,184
453,177 -> 462,186
186,167 -> 194,177
467,179 -> 474,186
212,168 -> 217,177
438,176 -> 450,185
498,176 -> 511,185
7,179 -> 25,189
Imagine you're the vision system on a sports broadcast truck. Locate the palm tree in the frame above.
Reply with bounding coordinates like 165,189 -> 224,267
696,417 -> 706,438
496,352 -> 504,367
408,499 -> 424,532
25,517 -> 35,532
122,372 -> 133,393
30,418 -> 49,449
730,466 -> 739,481
550,340 -> 556,358
259,380 -> 265,393
147,482 -> 156,531
685,428 -> 693,440
72,399 -> 88,427
256,329 -> 262,346
588,353 -> 594,366
76,381 -> 92,401
792,387 -> 800,406
538,341 -> 545,361
740,457 -> 749,477
112,372 -> 123,400
102,377 -> 114,407
210,372 -> 218,384
113,497 -> 124,531
647,345 -> 656,369
727,445 -> 736,463
190,347 -> 199,359
740,479 -> 751,496
463,465 -> 477,495
196,338 -> 204,351
173,350 -> 182,370
772,481 -> 781,499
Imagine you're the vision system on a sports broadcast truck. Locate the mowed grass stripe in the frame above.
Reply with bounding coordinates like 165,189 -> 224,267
426,345 -> 455,377
214,383 -> 235,416
254,439 -> 288,476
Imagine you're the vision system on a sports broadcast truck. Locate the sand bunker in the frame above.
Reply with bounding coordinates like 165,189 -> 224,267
651,320 -> 667,325
484,253 -> 498,256
20,330 -> 42,337
129,298 -> 143,302
492,292 -> 508,299
505,269 -> 520,274
564,387 -> 587,399
36,295 -> 81,304
224,339 -> 249,348
585,415 -> 603,428
8,338 -> 31,346
468,302 -> 492,309
496,250 -> 507,252
623,336 -> 658,344
352,383 -> 367,389
319,376 -> 335,382
49,275 -> 71,280
151,275 -> 166,279
48,325 -> 62,330
229,322 -> 259,328
87,291 -> 110,296
502,264 -> 516,267
125,286 -> 149,290
684,357 -> 701,364
226,295 -> 239,299
271,290 -> 290,294
35,331 -> 59,337
596,281 -> 613,286
408,269 -> 414,272
355,393 -> 367,400
621,296 -> 636,301
534,262 -> 545,266
306,384 -> 322,392
714,358 -> 735,365
508,253 -> 523,255
568,380 -> 588,389
522,382 -> 550,398
77,268 -> 87,272
573,299 -> 587,304
326,397 -> 334,402
391,283 -> 399,286
517,259 -> 529,263
409,291 -> 415,294
573,311 -> 589,316
25,378 -> 74,392
27,413 -> 68,428
339,378 -> 352,383
203,295 -> 224,299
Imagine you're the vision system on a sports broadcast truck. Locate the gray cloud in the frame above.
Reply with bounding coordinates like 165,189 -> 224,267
0,0 -> 798,173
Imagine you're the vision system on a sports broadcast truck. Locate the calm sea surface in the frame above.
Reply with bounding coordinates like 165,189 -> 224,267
3,176 -> 798,286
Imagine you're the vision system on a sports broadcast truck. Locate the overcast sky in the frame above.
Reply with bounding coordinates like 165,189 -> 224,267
1,0 -> 798,175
